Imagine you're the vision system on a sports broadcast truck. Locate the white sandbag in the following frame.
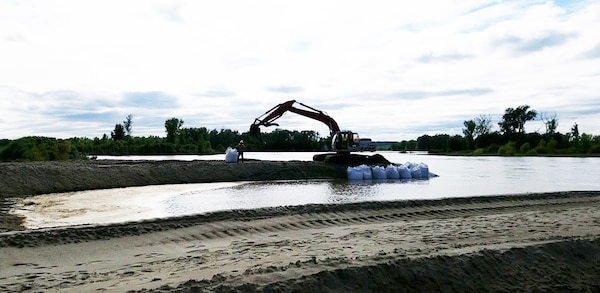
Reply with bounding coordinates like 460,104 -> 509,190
385,165 -> 400,179
419,162 -> 429,179
397,164 -> 411,179
372,166 -> 387,179
360,164 -> 372,180
410,165 -> 422,179
347,166 -> 364,180
225,147 -> 238,163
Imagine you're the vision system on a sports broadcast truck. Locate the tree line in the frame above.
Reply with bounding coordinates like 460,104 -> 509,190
390,105 -> 600,155
1,105 -> 599,161
0,115 -> 326,162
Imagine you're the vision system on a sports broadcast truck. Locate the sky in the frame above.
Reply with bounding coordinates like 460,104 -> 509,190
1,0 -> 599,142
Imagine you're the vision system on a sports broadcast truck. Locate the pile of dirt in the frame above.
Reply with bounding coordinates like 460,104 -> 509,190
162,238 -> 600,293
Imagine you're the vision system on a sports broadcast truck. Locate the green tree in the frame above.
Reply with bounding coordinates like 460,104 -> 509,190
541,112 -> 558,135
498,105 -> 537,142
474,114 -> 493,137
570,122 -> 580,141
123,114 -> 133,137
463,120 -> 476,149
111,124 -> 125,141
180,127 -> 212,152
447,135 -> 466,152
165,118 -> 184,143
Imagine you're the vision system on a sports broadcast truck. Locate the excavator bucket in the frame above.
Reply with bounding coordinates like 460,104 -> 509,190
249,124 -> 261,136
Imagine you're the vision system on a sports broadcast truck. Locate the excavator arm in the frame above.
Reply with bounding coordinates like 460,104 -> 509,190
249,100 -> 340,136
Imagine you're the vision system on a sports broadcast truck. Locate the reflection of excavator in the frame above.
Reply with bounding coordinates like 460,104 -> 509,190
249,100 -> 390,165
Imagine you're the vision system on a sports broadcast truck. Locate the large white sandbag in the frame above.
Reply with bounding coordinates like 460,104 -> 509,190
419,162 -> 429,179
360,164 -> 372,180
347,166 -> 364,180
410,165 -> 422,179
385,165 -> 400,179
225,147 -> 238,163
397,164 -> 411,179
372,166 -> 387,179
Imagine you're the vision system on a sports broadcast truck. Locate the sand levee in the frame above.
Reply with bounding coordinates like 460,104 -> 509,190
0,160 -> 347,198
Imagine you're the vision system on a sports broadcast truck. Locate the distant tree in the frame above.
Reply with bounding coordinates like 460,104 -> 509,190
165,118 -> 184,143
123,114 -> 133,137
111,124 -> 125,141
417,134 -> 450,151
447,135 -> 467,152
541,112 -> 558,135
463,120 -> 476,149
498,105 -> 537,136
570,122 -> 580,141
474,114 -> 493,137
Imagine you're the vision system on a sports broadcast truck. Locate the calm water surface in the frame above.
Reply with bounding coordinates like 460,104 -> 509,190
97,152 -> 600,216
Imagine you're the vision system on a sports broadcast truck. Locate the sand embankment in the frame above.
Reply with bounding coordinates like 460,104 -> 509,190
0,160 -> 346,198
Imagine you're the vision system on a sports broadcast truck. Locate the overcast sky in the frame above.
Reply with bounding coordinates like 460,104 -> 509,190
1,0 -> 599,141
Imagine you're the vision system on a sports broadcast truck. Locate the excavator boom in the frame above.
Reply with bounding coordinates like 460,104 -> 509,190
250,100 -> 340,136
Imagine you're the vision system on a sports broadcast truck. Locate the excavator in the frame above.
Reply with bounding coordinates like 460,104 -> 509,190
249,100 -> 390,165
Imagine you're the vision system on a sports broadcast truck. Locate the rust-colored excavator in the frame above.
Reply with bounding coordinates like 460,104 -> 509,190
249,100 -> 390,165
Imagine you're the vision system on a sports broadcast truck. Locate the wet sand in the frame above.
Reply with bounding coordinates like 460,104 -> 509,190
1,160 -> 600,292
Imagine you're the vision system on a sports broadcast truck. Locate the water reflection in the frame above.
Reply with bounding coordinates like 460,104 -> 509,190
327,180 -> 374,203
162,178 -> 437,215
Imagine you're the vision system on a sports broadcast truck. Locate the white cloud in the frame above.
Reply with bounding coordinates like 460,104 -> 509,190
0,0 -> 599,141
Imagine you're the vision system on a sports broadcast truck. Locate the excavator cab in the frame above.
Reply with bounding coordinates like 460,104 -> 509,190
331,131 -> 360,153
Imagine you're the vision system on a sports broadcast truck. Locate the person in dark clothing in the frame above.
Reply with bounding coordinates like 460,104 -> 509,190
237,140 -> 246,162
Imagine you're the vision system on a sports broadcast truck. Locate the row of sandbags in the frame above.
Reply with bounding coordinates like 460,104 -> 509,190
347,162 -> 430,180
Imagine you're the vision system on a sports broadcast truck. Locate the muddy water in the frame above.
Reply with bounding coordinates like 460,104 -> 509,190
14,152 -> 600,228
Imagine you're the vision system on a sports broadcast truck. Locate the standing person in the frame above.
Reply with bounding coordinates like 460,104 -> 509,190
237,140 -> 246,162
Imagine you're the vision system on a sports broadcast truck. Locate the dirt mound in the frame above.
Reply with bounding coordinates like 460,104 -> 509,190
160,238 -> 600,293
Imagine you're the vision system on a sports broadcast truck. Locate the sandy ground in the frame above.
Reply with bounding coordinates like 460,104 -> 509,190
1,160 -> 600,292
1,191 -> 600,292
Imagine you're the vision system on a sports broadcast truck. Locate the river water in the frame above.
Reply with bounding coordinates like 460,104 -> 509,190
96,151 -> 600,213
15,152 -> 600,228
